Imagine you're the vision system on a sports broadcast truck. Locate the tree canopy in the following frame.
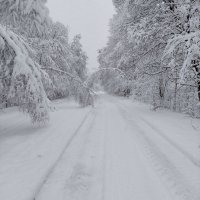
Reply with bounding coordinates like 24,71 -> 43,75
0,0 -> 93,123
98,0 -> 200,117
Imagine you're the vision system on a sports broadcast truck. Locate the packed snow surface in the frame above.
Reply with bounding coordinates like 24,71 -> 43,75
0,94 -> 200,200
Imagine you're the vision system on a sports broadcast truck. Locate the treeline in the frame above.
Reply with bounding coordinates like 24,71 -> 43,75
98,0 -> 200,117
0,0 -> 92,123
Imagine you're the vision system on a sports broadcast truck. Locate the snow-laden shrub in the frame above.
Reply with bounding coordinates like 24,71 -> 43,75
74,86 -> 94,107
0,26 -> 49,123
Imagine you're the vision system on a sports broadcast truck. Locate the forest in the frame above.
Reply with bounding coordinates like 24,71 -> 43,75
1,0 -> 200,123
99,0 -> 200,117
0,1 -> 200,200
0,0 -> 93,123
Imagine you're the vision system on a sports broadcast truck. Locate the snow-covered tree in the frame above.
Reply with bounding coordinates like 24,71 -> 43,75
162,0 -> 200,101
99,0 -> 200,117
0,0 -> 93,123
0,25 -> 49,123
0,0 -> 51,37
33,23 -> 91,105
32,22 -> 72,99
70,34 -> 88,81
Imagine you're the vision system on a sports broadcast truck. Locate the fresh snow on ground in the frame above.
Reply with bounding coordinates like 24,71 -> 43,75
0,94 -> 200,200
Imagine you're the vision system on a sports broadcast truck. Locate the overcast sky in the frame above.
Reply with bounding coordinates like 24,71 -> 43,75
47,0 -> 115,72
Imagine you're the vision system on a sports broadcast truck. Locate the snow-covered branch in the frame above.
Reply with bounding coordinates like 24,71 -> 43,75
0,26 -> 50,123
41,67 -> 96,95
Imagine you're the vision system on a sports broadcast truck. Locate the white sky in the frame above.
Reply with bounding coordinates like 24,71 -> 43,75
47,0 -> 115,72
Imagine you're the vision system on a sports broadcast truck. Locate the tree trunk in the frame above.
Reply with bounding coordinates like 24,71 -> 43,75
193,60 -> 200,102
197,78 -> 200,102
173,69 -> 178,111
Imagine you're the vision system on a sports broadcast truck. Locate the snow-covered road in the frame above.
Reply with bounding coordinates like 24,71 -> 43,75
0,95 -> 200,200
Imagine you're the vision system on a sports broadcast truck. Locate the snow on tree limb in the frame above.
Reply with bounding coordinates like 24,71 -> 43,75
0,25 -> 50,123
41,67 -> 95,107
41,67 -> 96,95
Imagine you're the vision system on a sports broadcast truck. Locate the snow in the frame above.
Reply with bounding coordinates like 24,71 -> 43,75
0,95 -> 200,200
0,99 -> 91,200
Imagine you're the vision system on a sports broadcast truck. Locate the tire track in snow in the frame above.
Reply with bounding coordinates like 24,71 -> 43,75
101,111 -> 107,200
140,117 -> 200,168
117,102 -> 200,168
36,105 -> 106,200
33,109 -> 93,200
62,112 -> 104,200
117,104 -> 200,200
61,112 -> 98,200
